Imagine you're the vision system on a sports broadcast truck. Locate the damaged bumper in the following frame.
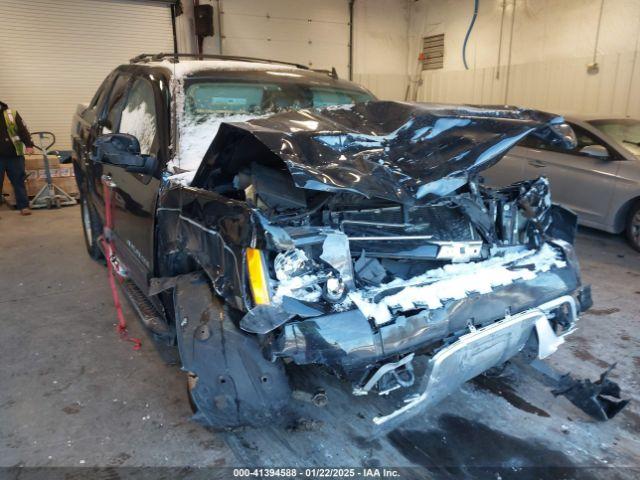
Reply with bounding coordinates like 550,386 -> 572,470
371,295 -> 579,425
266,242 -> 588,380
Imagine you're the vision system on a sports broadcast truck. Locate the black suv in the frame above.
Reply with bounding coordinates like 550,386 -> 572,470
72,53 -> 592,429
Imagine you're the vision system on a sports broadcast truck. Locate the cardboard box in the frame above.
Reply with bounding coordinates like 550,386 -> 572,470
1,153 -> 78,206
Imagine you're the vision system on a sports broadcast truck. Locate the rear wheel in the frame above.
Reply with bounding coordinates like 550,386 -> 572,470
80,194 -> 104,261
625,201 -> 640,252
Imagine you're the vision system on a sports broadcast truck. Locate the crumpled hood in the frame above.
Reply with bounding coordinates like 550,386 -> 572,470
192,101 -> 574,203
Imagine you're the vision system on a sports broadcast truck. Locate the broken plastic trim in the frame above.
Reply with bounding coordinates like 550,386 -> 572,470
530,359 -> 630,421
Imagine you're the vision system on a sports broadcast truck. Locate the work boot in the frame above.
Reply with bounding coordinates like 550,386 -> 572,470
20,208 -> 32,216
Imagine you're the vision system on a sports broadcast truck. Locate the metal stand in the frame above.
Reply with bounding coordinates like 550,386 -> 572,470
29,131 -> 76,209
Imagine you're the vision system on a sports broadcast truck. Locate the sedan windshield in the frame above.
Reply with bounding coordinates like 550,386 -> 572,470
184,81 -> 374,118
589,119 -> 640,156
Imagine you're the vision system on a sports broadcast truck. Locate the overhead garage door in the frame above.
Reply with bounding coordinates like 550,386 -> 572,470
0,0 -> 175,149
220,0 -> 350,79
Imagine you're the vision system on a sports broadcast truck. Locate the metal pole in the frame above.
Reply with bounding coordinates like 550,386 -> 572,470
503,0 -> 517,105
349,0 -> 355,81
171,3 -> 179,55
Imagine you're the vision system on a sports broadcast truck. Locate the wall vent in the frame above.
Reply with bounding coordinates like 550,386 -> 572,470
422,34 -> 444,70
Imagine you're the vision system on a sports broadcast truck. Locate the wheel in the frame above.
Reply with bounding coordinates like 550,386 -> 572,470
186,372 -> 198,414
625,201 -> 640,252
80,194 -> 104,261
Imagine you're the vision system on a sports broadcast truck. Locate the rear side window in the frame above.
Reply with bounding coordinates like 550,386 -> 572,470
118,78 -> 158,155
89,73 -> 114,110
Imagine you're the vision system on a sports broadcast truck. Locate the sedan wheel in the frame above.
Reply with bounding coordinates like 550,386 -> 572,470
626,202 -> 640,252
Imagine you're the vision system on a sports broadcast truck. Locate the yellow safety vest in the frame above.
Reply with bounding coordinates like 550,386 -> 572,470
3,109 -> 25,156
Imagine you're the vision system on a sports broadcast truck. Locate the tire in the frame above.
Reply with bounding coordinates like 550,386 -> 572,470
186,372 -> 199,414
80,194 -> 104,261
625,201 -> 640,252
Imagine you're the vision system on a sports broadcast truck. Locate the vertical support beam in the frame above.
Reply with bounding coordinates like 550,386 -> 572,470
171,3 -> 179,55
349,0 -> 355,81
216,0 -> 223,54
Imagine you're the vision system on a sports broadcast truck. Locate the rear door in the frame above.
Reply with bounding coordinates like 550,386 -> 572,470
520,124 -> 620,227
102,75 -> 163,291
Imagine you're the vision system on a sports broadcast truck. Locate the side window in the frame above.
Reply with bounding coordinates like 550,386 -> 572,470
89,72 -> 114,110
519,124 -> 610,158
572,125 -> 605,151
518,134 -> 553,150
104,74 -> 131,133
118,78 -> 158,156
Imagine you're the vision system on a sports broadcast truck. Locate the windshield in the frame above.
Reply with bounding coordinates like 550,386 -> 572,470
170,80 -> 375,175
184,81 -> 374,118
588,119 -> 640,156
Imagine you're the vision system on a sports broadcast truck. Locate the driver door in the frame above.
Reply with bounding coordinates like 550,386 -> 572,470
102,76 -> 162,291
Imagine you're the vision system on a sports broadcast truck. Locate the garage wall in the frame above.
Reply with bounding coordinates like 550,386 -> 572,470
410,0 -> 640,117
185,0 -> 410,100
0,0 -> 175,150
352,0 -> 410,100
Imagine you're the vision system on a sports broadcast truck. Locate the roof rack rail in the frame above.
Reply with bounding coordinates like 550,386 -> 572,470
311,67 -> 339,79
129,52 -> 309,70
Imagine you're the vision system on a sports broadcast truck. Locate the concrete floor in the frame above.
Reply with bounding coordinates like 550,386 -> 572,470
1,204 -> 639,478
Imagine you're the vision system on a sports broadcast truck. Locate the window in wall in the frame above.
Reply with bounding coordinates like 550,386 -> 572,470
422,34 -> 445,70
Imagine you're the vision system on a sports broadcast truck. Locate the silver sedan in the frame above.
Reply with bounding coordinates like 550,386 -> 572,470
483,117 -> 640,251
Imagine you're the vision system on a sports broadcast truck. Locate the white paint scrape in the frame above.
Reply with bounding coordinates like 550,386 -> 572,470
349,244 -> 567,325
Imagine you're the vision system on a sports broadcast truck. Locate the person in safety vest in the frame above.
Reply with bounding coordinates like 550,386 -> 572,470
0,101 -> 34,215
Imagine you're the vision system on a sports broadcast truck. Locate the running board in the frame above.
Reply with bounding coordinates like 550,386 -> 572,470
121,281 -> 171,338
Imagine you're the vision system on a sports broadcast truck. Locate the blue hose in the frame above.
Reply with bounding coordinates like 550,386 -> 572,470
462,0 -> 479,70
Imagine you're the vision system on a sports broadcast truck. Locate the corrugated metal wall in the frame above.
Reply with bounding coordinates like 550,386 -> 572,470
417,51 -> 640,117
0,0 -> 174,149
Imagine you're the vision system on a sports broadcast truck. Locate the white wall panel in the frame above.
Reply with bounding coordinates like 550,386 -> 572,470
0,0 -> 174,149
412,0 -> 640,117
418,52 -> 640,118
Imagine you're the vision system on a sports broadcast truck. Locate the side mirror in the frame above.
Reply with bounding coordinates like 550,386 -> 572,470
53,150 -> 73,164
579,144 -> 609,159
91,133 -> 157,175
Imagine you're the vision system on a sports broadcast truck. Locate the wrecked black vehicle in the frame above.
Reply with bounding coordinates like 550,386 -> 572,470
72,54 -> 603,429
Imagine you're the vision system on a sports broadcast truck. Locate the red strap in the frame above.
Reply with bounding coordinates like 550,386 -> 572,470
101,178 -> 141,350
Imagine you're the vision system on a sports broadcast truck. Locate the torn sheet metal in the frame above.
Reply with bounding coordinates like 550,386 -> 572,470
192,101 -> 576,203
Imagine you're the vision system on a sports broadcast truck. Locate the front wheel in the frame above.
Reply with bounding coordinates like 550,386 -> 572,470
80,194 -> 104,261
174,274 -> 291,429
625,201 -> 640,252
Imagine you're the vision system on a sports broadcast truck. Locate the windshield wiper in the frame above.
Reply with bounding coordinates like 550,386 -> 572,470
622,139 -> 640,146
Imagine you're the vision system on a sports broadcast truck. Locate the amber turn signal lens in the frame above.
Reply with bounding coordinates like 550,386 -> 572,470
246,248 -> 270,305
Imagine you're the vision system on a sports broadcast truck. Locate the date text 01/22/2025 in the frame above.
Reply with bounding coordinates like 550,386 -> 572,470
232,468 -> 401,478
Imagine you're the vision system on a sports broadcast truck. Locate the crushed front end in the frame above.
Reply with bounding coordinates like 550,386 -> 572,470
170,102 -> 595,426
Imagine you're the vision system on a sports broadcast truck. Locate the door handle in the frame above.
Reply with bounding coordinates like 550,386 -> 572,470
101,174 -> 116,188
528,160 -> 546,168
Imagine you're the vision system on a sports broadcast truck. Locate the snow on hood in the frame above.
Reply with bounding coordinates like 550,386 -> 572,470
191,101 -> 576,202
